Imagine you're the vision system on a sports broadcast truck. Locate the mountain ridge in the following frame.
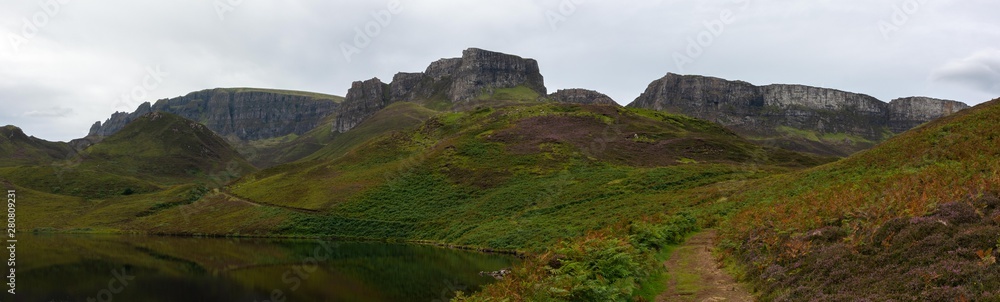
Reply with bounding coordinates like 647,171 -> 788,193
334,48 -> 548,133
626,73 -> 969,156
83,87 -> 343,145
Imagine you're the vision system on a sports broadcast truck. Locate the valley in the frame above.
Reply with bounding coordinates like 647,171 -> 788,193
3,48 -> 995,301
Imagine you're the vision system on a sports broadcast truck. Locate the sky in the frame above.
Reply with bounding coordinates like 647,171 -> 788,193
1,0 -> 998,142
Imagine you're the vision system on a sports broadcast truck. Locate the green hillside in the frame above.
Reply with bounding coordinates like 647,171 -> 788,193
0,125 -> 75,167
1,112 -> 255,199
227,103 -> 829,249
301,102 -> 439,162
81,112 -> 256,185
719,98 -> 1000,300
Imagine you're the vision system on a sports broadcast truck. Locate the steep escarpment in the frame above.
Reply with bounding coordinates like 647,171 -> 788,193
546,89 -> 618,106
87,88 -> 343,142
888,97 -> 969,132
334,78 -> 391,133
627,73 -> 970,156
334,48 -> 546,132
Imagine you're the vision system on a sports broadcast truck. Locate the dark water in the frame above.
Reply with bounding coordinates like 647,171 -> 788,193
13,234 -> 517,302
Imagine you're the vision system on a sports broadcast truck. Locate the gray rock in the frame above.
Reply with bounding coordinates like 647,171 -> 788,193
87,88 -> 341,142
335,48 -> 547,132
888,97 -> 969,132
546,89 -> 618,106
627,73 -> 970,156
449,48 -> 546,103
334,78 -> 391,133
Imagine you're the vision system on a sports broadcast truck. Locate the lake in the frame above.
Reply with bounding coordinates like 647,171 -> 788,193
15,234 -> 518,301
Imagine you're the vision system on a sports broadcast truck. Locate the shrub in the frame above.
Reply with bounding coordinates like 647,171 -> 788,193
629,212 -> 698,250
547,234 -> 651,302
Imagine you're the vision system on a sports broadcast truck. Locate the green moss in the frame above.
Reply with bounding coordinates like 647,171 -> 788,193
478,86 -> 541,102
223,87 -> 345,102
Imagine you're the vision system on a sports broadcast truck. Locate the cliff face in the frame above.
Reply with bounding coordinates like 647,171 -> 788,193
888,97 -> 969,133
627,73 -> 970,156
88,88 -> 342,142
450,48 -> 546,103
334,78 -> 391,133
335,48 -> 547,132
546,89 -> 619,106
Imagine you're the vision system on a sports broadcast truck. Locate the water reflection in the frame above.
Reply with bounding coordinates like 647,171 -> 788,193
19,234 -> 517,301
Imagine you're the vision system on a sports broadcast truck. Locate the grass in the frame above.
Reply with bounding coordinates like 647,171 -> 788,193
222,87 -> 345,102
716,98 -> 1000,300
633,236 -> 687,301
0,165 -> 161,199
227,104 -> 815,251
9,100 -> 900,300
80,112 -> 256,185
479,86 -> 542,103
0,125 -> 75,167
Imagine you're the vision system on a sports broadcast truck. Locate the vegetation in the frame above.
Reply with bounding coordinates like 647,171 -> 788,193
223,87 -> 346,102
456,213 -> 698,301
0,125 -> 75,167
9,92 -> 994,300
229,103 -> 821,248
0,165 -> 160,199
717,98 -> 1000,300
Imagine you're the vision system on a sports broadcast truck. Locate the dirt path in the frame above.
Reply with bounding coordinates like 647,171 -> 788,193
657,230 -> 753,302
217,189 -> 321,214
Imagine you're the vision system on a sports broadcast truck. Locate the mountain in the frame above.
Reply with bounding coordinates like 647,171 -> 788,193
334,48 -> 548,133
545,89 -> 618,106
0,125 -> 75,167
2,112 -> 254,199
82,112 -> 255,184
719,98 -> 1000,300
627,73 -> 969,156
80,88 -> 343,166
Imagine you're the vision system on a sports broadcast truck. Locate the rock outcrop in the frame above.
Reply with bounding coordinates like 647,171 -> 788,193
334,78 -> 391,133
334,48 -> 547,132
546,89 -> 618,106
887,97 -> 968,133
87,88 -> 342,142
449,48 -> 545,103
627,73 -> 970,156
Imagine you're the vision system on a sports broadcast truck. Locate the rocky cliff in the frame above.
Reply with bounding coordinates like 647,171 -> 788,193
334,78 -> 391,133
546,89 -> 619,106
334,48 -> 546,132
88,88 -> 343,142
887,97 -> 968,133
627,73 -> 970,156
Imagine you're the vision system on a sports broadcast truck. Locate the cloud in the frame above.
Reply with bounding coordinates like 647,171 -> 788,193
0,0 -> 999,141
931,49 -> 1000,94
23,106 -> 74,118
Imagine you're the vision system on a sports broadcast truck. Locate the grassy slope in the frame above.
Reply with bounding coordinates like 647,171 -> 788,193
0,125 -> 75,167
719,98 -> 1000,300
80,112 -> 256,185
228,103 -> 828,250
1,112 -> 255,200
222,87 -> 346,102
304,102 -> 440,161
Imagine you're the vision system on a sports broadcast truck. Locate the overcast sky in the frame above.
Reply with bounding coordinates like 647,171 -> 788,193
2,0 -> 998,142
